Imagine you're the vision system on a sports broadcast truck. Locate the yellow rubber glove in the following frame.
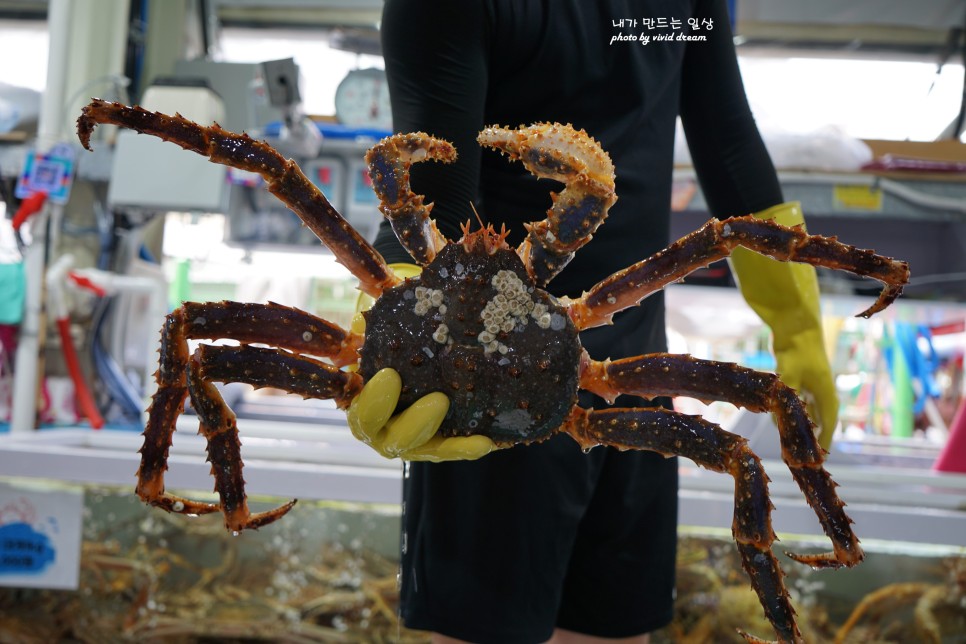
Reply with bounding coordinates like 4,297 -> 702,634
728,203 -> 839,450
347,263 -> 498,461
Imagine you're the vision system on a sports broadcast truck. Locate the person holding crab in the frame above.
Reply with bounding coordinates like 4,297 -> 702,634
72,2 -> 905,641
347,1 -> 840,643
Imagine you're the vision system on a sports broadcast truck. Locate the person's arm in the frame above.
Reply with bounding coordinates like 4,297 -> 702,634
679,0 -> 839,448
374,0 -> 491,261
679,0 -> 781,213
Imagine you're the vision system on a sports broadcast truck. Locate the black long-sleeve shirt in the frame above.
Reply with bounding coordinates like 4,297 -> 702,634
375,0 -> 783,363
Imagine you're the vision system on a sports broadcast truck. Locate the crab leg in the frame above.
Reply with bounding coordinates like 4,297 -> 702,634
138,301 -> 362,531
566,216 -> 910,329
478,123 -> 618,286
187,344 -> 363,531
178,301 -> 362,367
581,353 -> 864,570
195,344 -> 363,406
365,132 -> 455,265
77,99 -> 399,298
564,406 -> 801,644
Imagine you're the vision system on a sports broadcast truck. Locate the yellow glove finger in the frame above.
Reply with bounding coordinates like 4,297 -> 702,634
355,262 -> 423,314
346,368 -> 401,444
402,434 -> 498,462
379,392 -> 451,456
349,263 -> 495,462
779,376 -> 836,451
775,329 -> 839,450
731,202 -> 838,450
350,311 -> 367,335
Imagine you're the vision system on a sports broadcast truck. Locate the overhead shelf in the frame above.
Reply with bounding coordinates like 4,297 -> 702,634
670,160 -> 966,301
673,167 -> 966,222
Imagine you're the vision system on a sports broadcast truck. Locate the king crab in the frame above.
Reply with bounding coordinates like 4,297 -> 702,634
77,99 -> 910,643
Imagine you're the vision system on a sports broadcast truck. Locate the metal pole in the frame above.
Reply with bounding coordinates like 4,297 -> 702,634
10,0 -> 130,431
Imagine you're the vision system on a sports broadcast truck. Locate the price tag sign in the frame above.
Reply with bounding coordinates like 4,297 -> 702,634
15,143 -> 77,205
0,480 -> 83,590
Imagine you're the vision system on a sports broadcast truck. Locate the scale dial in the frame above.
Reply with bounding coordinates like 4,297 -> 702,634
334,68 -> 392,130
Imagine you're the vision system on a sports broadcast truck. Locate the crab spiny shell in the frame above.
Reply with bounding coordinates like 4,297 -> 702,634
358,230 -> 582,445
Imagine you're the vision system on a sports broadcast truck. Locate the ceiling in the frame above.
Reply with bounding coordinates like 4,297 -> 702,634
0,0 -> 962,53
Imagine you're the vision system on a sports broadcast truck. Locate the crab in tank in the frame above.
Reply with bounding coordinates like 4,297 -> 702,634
77,99 -> 910,643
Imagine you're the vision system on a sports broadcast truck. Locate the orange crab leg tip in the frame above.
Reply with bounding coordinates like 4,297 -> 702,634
149,493 -> 221,516
76,97 -> 114,150
238,499 -> 298,531
857,284 -> 905,319
736,629 -> 777,644
785,549 -> 864,570
257,499 -> 299,528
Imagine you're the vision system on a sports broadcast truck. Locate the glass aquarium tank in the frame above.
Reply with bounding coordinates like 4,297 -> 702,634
655,528 -> 964,643
0,478 -> 963,643
1,400 -> 964,644
0,483 -> 420,642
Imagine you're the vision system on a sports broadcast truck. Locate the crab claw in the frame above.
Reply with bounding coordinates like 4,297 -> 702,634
478,123 -> 618,286
478,122 -> 615,192
365,132 -> 456,266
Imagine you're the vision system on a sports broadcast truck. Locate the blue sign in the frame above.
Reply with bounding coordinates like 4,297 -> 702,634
0,483 -> 82,589
0,522 -> 55,575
